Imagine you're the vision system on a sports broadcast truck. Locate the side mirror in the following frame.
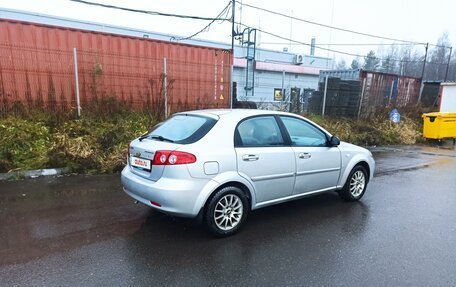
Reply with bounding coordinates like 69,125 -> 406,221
328,135 -> 340,146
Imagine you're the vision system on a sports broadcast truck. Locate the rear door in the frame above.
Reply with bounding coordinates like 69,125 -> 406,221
278,116 -> 341,194
235,115 -> 296,203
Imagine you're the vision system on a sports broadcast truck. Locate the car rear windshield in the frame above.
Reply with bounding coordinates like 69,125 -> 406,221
147,114 -> 217,144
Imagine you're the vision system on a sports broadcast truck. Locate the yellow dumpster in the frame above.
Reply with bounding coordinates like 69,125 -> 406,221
422,112 -> 456,139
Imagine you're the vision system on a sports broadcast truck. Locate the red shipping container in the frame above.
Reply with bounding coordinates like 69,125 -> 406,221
0,19 -> 232,114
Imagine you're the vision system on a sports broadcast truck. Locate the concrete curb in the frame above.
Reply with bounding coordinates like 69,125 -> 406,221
371,146 -> 456,158
0,168 -> 70,181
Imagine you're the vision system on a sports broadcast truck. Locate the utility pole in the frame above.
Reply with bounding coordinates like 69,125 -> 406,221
421,43 -> 429,80
289,9 -> 293,52
281,70 -> 285,109
73,48 -> 81,118
417,43 -> 429,105
231,0 -> 235,52
164,57 -> 168,118
444,46 -> 453,82
230,0 -> 235,109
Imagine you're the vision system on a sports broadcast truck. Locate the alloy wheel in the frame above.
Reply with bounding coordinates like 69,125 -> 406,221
349,170 -> 366,197
214,194 -> 243,231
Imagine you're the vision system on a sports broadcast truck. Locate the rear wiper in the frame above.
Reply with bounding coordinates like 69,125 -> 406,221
149,135 -> 175,143
138,134 -> 150,142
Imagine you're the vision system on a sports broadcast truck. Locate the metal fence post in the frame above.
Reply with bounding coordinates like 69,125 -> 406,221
281,70 -> 285,108
230,64 -> 234,109
163,57 -> 168,118
388,80 -> 394,105
444,46 -> 453,82
322,76 -> 328,116
73,48 -> 81,117
358,78 -> 366,119
417,82 -> 424,106
417,43 -> 429,106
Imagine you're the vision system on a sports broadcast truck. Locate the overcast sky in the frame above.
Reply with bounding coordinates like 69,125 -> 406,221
1,0 -> 455,62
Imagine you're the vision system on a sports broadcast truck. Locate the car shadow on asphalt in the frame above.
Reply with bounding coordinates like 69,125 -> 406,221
132,191 -> 370,242
121,192 -> 370,283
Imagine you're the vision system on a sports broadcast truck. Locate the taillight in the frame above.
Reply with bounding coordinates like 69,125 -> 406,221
150,200 -> 162,207
152,150 -> 196,165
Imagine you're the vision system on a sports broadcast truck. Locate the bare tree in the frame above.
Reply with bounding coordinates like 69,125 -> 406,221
380,44 -> 399,74
425,33 -> 451,81
397,44 -> 424,78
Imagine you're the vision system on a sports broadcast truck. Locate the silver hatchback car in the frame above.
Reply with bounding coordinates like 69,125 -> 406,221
121,109 -> 375,237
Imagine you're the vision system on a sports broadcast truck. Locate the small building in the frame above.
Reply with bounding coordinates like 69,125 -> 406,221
233,47 -> 331,106
421,81 -> 456,111
439,82 -> 456,112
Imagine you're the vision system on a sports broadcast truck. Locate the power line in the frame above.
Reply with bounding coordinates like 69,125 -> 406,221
237,23 -> 426,64
170,2 -> 232,41
237,1 -> 428,46
261,42 -> 417,46
69,0 -> 230,21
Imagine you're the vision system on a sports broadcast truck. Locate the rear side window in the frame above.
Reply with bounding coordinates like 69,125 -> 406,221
235,116 -> 285,147
148,115 -> 217,144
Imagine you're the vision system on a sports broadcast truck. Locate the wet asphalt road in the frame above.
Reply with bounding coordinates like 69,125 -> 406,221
1,145 -> 455,286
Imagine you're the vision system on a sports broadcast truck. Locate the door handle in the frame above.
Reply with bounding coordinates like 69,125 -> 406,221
298,152 -> 311,159
242,154 -> 259,161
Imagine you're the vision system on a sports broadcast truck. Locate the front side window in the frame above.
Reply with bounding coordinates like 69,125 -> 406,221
236,116 -> 285,147
280,116 -> 327,147
147,114 -> 216,144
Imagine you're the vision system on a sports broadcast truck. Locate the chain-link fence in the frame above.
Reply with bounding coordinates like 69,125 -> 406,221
0,43 -> 231,117
0,44 -> 75,114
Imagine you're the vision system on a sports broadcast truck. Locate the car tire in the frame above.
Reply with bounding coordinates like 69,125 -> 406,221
338,165 -> 368,202
204,186 -> 249,237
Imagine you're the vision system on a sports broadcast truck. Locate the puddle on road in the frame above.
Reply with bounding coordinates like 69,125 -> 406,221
371,146 -> 455,176
0,174 -> 150,265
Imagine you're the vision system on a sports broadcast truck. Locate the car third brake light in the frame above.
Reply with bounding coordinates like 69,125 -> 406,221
153,150 -> 196,165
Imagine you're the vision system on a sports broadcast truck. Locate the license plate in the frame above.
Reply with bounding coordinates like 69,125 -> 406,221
130,156 -> 151,171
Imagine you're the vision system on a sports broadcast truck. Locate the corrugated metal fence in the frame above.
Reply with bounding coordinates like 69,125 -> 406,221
0,20 -> 231,116
311,70 -> 422,118
360,71 -> 421,117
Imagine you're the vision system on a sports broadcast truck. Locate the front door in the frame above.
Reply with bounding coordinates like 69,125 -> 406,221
235,115 -> 295,203
279,116 -> 341,194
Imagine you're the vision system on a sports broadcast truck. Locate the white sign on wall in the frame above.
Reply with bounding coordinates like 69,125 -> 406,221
440,83 -> 456,112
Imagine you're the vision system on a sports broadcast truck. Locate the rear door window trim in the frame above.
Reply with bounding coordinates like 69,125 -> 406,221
234,115 -> 290,148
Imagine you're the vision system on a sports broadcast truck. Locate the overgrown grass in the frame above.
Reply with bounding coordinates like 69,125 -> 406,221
0,111 -> 159,174
0,108 -> 424,174
307,109 -> 423,146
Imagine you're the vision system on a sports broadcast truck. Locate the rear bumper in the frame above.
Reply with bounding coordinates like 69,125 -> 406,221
121,166 -> 212,217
